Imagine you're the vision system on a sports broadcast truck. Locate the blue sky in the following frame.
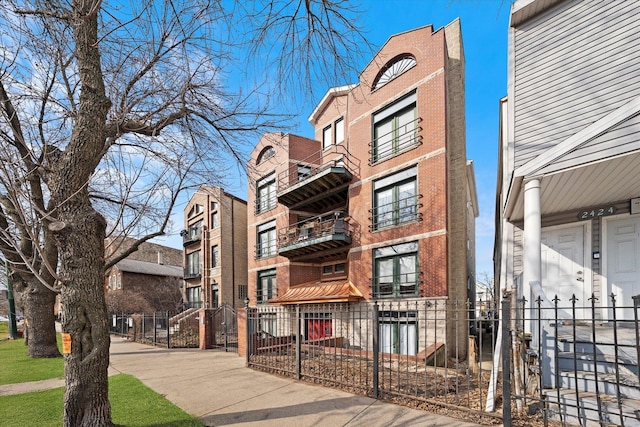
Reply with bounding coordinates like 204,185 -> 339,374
157,0 -> 511,278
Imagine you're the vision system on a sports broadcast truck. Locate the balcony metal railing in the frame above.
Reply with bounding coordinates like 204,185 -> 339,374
371,272 -> 423,298
181,230 -> 202,245
368,117 -> 422,165
254,195 -> 277,215
183,268 -> 202,280
277,213 -> 351,249
276,144 -> 358,194
254,242 -> 277,260
368,194 -> 423,231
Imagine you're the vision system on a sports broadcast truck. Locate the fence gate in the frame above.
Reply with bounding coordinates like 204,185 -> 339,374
208,304 -> 238,352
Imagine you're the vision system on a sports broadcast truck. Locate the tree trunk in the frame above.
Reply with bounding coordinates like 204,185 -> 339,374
23,280 -> 61,358
52,2 -> 114,425
57,206 -> 113,427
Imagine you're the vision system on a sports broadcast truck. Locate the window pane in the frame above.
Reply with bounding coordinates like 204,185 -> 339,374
397,180 -> 417,223
375,187 -> 393,228
397,107 -> 416,150
374,118 -> 393,162
323,126 -> 332,150
335,118 -> 344,144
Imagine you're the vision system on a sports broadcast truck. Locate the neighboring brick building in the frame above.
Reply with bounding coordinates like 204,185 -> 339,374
182,185 -> 247,310
104,239 -> 183,313
246,22 -> 478,358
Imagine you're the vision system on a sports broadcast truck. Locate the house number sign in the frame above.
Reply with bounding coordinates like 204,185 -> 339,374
578,206 -> 616,220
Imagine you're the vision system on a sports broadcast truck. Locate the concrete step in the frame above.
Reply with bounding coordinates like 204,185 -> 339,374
546,389 -> 640,427
557,351 -> 639,377
558,371 -> 640,399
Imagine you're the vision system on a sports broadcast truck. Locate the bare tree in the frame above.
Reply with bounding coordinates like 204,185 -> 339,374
0,1 -> 368,425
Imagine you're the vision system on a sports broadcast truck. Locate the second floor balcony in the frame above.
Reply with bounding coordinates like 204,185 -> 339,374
277,214 -> 352,261
277,145 -> 357,212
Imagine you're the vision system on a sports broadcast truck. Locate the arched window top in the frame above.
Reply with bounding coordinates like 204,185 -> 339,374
372,54 -> 417,91
257,146 -> 276,165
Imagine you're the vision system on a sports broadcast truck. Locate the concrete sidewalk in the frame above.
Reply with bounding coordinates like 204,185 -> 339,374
108,337 -> 483,427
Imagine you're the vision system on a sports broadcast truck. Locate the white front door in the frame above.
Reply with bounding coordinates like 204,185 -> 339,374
541,224 -> 588,318
606,216 -> 640,320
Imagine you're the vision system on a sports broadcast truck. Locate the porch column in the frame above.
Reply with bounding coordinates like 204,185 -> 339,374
523,178 -> 542,322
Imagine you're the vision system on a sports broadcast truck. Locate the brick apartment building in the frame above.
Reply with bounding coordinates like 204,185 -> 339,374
245,21 -> 478,358
104,237 -> 183,313
182,185 -> 247,310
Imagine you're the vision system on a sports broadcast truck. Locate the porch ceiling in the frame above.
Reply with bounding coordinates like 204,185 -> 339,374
507,152 -> 640,222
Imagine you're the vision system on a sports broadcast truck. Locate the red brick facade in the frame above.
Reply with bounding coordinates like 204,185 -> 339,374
244,22 -> 477,357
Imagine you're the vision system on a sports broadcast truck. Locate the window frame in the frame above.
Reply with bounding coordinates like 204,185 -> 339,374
371,92 -> 418,164
211,245 -> 219,268
185,250 -> 202,278
257,269 -> 276,304
334,117 -> 344,145
372,166 -> 419,230
322,125 -> 332,150
373,241 -> 419,299
256,173 -> 276,214
256,220 -> 277,259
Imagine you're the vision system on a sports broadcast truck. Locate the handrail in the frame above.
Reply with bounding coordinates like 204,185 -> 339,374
277,213 -> 351,248
371,272 -> 422,298
276,144 -> 358,194
368,117 -> 422,165
368,194 -> 423,230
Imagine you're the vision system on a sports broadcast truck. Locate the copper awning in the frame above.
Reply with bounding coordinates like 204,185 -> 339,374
269,279 -> 363,305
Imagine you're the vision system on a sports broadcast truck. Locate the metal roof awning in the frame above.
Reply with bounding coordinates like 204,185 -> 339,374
269,279 -> 363,305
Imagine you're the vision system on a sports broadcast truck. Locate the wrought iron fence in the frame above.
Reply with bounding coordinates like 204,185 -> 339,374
109,310 -> 200,348
503,287 -> 640,427
245,299 -> 502,423
208,304 -> 238,352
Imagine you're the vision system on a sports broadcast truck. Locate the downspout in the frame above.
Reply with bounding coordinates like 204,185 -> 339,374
231,197 -> 235,305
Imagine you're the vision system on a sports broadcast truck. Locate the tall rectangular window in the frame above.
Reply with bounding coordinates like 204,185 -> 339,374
211,210 -> 219,229
211,245 -> 219,268
373,241 -> 418,298
379,311 -> 418,355
256,220 -> 276,259
334,118 -> 344,145
185,250 -> 201,278
257,269 -> 276,304
372,93 -> 418,164
322,125 -> 332,150
187,286 -> 202,309
372,166 -> 418,230
256,173 -> 276,214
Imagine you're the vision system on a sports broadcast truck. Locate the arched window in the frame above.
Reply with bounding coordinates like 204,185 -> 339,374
372,54 -> 417,91
257,146 -> 276,164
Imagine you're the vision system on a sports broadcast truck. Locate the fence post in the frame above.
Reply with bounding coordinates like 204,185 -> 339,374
245,301 -> 251,366
633,294 -> 640,385
153,312 -> 157,345
296,304 -> 301,380
167,311 -> 170,348
501,296 -> 512,425
373,301 -> 379,399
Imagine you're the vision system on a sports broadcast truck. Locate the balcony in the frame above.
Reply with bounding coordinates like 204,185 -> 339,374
276,145 -> 357,212
181,230 -> 202,246
183,268 -> 202,280
277,214 -> 351,261
368,117 -> 422,165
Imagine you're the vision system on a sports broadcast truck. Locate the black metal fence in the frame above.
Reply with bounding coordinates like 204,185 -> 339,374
504,288 -> 640,427
208,304 -> 238,352
245,299 -> 501,423
109,309 -> 200,348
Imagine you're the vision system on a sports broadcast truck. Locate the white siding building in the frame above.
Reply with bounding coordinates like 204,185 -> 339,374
496,0 -> 640,321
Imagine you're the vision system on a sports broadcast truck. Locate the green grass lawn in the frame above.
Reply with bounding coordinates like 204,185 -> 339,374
0,328 -> 64,385
1,322 -> 204,426
0,374 -> 204,426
